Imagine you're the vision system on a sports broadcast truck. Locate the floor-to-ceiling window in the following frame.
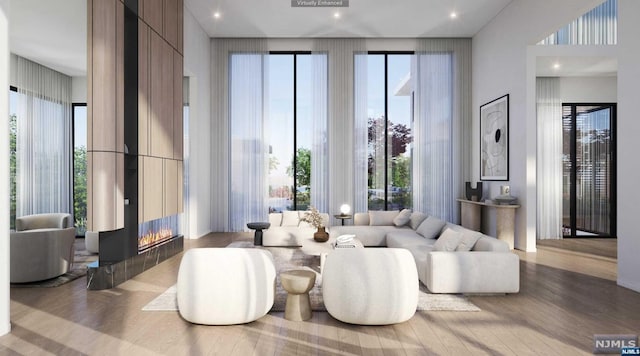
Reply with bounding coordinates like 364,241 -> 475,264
9,87 -> 18,230
365,53 -> 413,211
229,51 -> 327,230
72,103 -> 87,235
267,52 -> 324,213
562,103 -> 616,237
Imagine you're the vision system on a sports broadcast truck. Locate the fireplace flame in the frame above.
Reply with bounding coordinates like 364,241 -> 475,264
138,228 -> 173,251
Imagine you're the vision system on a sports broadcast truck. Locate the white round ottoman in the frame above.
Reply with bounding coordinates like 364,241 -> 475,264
177,248 -> 276,325
322,248 -> 418,325
85,231 -> 99,254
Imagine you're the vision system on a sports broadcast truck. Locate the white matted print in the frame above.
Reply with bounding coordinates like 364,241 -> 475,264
480,94 -> 509,181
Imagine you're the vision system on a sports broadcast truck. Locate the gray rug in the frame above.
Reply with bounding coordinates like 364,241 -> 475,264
143,241 -> 480,312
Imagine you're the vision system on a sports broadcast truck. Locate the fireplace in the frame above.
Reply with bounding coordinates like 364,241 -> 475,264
138,215 -> 180,253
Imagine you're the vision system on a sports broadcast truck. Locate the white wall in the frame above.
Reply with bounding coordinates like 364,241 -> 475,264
558,76 -> 617,103
0,0 -> 11,337
616,0 -> 640,292
71,76 -> 86,103
472,0 -> 605,251
183,6 -> 211,238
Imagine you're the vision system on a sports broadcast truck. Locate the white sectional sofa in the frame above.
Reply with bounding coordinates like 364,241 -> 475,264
330,210 -> 520,294
263,210 -> 330,247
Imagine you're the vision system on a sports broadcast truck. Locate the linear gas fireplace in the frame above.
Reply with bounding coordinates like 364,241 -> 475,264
138,215 -> 180,253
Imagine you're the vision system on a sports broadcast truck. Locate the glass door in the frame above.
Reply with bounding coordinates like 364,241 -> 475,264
562,104 -> 616,237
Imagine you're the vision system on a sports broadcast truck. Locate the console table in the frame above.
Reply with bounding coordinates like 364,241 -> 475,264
457,199 -> 520,249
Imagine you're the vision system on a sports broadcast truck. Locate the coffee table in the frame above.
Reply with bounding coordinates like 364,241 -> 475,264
299,236 -> 364,273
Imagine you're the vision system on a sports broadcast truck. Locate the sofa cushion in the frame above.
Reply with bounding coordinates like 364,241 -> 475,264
369,211 -> 399,226
386,230 -> 432,249
409,212 -> 428,230
353,212 -> 369,226
415,216 -> 446,239
456,230 -> 482,251
281,211 -> 300,227
433,228 -> 463,251
393,209 -> 412,227
268,213 -> 283,227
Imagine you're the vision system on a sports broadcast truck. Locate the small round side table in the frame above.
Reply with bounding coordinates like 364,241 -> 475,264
247,222 -> 270,246
280,269 -> 316,321
333,214 -> 353,226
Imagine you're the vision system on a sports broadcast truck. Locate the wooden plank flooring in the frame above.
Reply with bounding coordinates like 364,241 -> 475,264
1,233 -> 638,355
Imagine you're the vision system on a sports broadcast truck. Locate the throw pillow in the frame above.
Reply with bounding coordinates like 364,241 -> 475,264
409,212 -> 428,230
393,209 -> 412,226
369,210 -> 400,226
415,216 -> 446,239
456,230 -> 482,251
281,211 -> 300,227
433,228 -> 463,251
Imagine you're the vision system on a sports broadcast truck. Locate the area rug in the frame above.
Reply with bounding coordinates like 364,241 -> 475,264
142,241 -> 480,312
10,243 -> 99,288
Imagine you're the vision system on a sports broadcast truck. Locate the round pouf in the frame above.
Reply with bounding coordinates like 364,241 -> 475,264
281,270 -> 316,321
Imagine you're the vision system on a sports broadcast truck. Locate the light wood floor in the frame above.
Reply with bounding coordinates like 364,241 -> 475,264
1,233 -> 638,355
537,238 -> 617,259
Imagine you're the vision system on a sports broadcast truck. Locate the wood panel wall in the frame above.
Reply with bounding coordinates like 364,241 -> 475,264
87,0 -> 125,231
138,0 -> 184,222
88,0 -> 183,231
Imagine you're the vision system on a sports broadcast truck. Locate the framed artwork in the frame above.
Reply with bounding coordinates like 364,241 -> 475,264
480,94 -> 509,181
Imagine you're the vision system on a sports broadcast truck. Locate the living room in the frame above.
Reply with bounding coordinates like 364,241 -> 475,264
1,0 -> 640,354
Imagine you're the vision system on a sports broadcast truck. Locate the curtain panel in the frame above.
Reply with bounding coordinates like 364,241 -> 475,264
413,39 -> 472,222
536,77 -> 562,239
14,55 -> 72,217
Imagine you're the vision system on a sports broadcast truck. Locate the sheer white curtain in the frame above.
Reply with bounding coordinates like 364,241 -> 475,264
353,52 -> 368,214
310,53 -> 328,213
314,39 -> 365,221
14,55 -> 72,217
536,77 -> 563,239
211,39 -> 267,232
229,52 -> 267,231
413,40 -> 471,222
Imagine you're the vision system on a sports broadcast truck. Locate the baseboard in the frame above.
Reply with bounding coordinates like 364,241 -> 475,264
617,278 -> 640,293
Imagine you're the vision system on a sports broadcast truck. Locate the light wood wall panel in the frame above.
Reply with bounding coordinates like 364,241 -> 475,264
89,0 -> 117,152
138,19 -> 150,156
177,0 -> 183,54
141,156 -> 164,222
88,152 -> 124,231
87,0 -> 125,231
173,50 -> 183,160
164,159 -> 178,216
149,30 -> 174,159
178,161 -> 183,213
163,0 -> 178,50
142,0 -> 163,36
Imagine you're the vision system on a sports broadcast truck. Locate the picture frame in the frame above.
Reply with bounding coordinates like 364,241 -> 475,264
480,94 -> 509,181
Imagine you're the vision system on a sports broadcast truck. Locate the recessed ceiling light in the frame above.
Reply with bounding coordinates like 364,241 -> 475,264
450,12 -> 458,19
213,11 -> 221,19
553,63 -> 561,69
334,12 -> 341,19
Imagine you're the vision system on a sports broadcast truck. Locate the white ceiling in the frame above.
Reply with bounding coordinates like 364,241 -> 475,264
7,0 -> 619,80
9,0 -> 87,77
184,0 -> 513,38
537,56 -> 617,77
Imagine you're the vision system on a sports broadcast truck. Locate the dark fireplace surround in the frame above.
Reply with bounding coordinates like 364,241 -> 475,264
87,1 -> 183,290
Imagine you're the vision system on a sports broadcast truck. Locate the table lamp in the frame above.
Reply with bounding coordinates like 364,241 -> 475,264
339,204 -> 351,216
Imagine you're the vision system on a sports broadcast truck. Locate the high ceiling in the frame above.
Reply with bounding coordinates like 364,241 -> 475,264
7,0 -> 619,79
9,0 -> 86,77
185,0 -> 513,38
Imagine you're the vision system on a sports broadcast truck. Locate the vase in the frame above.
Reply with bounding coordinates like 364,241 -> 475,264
313,227 -> 329,242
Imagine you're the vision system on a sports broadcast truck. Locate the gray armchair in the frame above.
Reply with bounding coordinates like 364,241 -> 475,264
10,213 -> 76,283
